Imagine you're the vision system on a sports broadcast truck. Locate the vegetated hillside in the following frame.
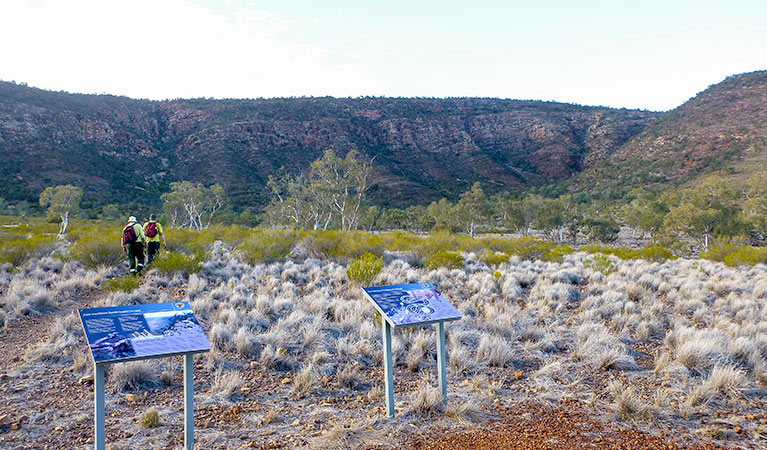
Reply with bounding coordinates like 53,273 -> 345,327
0,82 -> 654,208
580,70 -> 767,190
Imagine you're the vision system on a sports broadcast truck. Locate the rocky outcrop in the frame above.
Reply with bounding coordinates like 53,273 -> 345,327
0,82 -> 657,207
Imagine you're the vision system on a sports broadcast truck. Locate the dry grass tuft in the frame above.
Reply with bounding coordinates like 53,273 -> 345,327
322,423 -> 388,450
139,407 -> 161,428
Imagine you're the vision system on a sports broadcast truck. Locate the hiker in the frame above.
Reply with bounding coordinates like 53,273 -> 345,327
143,214 -> 166,265
122,216 -> 146,275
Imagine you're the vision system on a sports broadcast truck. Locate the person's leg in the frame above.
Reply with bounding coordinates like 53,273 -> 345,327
127,246 -> 137,275
136,243 -> 146,274
147,242 -> 159,265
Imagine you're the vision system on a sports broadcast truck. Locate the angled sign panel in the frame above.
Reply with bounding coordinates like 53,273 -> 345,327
79,302 -> 210,363
363,282 -> 461,328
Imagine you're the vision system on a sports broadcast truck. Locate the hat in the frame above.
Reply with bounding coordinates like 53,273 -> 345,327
128,216 -> 137,223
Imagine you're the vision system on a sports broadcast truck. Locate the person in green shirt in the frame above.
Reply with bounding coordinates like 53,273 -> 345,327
121,216 -> 146,275
143,214 -> 166,265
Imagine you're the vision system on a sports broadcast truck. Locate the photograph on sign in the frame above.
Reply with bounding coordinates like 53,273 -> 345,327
79,302 -> 211,363
363,283 -> 461,327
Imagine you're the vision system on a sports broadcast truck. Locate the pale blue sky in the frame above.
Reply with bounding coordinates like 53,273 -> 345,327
1,0 -> 765,110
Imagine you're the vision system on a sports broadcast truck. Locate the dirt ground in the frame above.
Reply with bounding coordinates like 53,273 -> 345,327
0,302 -> 748,450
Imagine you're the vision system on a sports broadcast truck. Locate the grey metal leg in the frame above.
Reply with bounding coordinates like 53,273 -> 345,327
94,364 -> 105,450
436,321 -> 447,402
184,353 -> 194,449
382,318 -> 395,418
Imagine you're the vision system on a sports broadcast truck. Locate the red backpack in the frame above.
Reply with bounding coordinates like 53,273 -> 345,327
145,221 -> 158,237
122,225 -> 138,244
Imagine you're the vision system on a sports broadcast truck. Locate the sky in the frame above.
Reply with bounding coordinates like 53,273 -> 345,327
0,0 -> 765,111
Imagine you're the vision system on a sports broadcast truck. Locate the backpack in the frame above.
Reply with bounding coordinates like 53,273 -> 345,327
123,225 -> 138,244
145,221 -> 158,238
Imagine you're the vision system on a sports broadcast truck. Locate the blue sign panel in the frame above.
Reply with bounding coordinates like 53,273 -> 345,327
79,302 -> 210,363
363,283 -> 461,327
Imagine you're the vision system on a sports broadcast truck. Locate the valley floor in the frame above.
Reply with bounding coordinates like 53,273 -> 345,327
1,246 -> 766,449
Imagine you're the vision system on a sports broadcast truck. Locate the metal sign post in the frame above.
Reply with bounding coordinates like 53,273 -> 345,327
365,283 -> 462,417
79,302 -> 211,450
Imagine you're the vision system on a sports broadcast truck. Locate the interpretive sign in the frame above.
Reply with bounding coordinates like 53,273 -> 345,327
78,301 -> 209,450
79,302 -> 211,363
364,283 -> 461,417
363,282 -> 462,327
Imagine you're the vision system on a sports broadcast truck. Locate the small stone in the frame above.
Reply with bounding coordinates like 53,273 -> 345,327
280,377 -> 291,385
78,375 -> 94,385
290,419 -> 300,426
54,426 -> 64,432
125,394 -> 137,402
10,422 -> 21,430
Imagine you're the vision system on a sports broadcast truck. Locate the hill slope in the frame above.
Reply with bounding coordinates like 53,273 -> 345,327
0,82 -> 654,208
579,71 -> 767,190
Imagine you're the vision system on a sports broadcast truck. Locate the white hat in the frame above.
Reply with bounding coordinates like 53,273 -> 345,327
128,216 -> 137,223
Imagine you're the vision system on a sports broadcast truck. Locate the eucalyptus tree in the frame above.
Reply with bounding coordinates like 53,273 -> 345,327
39,184 -> 82,235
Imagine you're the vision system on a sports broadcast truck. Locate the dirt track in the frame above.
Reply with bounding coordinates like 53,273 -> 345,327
401,400 -> 743,450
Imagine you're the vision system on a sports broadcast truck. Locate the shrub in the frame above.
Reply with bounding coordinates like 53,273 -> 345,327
236,228 -> 300,264
700,242 -> 767,267
544,244 -> 575,262
480,250 -> 509,266
378,231 -> 422,252
104,275 -> 140,293
164,227 -> 216,255
722,246 -> 767,267
346,252 -> 383,286
0,234 -> 56,267
139,407 -> 160,428
638,245 -> 674,262
304,230 -> 383,261
151,251 -> 204,276
68,231 -> 124,269
424,251 -> 463,270
586,253 -> 617,275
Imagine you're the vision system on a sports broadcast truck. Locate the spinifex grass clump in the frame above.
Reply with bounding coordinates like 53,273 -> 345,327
139,407 -> 160,428
346,252 -> 383,286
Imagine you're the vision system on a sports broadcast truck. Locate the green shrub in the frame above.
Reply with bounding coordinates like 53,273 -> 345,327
304,230 -> 383,261
638,245 -> 674,262
151,251 -> 204,276
104,275 -> 140,292
586,253 -> 617,275
0,234 -> 56,267
164,228 -> 216,255
543,244 -> 575,262
237,228 -> 300,264
378,231 -> 422,253
346,252 -> 383,286
700,241 -> 737,263
68,231 -> 124,269
480,250 -> 510,266
721,246 -> 767,267
583,244 -> 673,263
424,251 -> 463,269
